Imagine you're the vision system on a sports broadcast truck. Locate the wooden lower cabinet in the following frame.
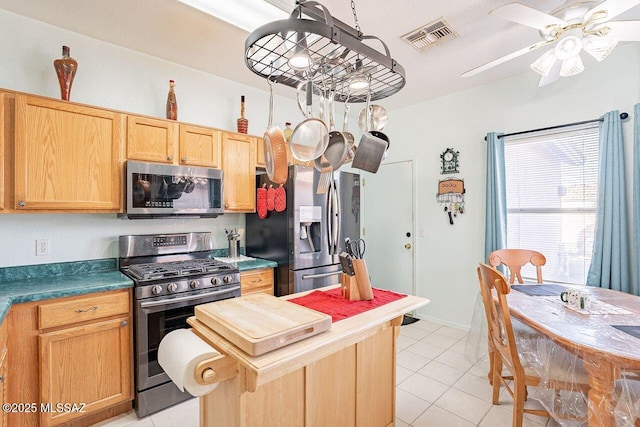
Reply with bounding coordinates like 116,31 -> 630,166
240,268 -> 274,296
7,289 -> 133,427
199,320 -> 397,427
0,319 -> 8,427
39,316 -> 131,426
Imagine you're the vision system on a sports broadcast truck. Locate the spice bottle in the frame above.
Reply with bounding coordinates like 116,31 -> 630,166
166,80 -> 177,120
284,122 -> 293,141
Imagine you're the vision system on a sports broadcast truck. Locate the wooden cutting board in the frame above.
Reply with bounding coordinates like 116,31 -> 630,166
195,293 -> 331,356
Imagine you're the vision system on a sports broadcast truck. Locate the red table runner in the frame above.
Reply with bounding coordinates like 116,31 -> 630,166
289,287 -> 408,322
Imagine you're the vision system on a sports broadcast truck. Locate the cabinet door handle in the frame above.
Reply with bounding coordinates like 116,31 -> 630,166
181,157 -> 187,163
17,201 -> 26,207
167,155 -> 173,161
121,320 -> 128,327
0,374 -> 5,382
76,306 -> 98,313
250,278 -> 263,283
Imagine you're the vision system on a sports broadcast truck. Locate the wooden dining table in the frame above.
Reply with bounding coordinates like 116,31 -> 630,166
504,284 -> 640,427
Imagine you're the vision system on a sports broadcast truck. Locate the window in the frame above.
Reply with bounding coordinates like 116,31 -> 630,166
504,124 -> 599,284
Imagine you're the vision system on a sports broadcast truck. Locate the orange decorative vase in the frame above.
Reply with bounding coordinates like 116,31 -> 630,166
166,80 -> 178,120
53,45 -> 77,101
237,95 -> 248,134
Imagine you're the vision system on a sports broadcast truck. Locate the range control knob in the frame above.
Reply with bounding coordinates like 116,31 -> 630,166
190,280 -> 199,290
167,283 -> 178,293
151,285 -> 163,295
223,275 -> 233,284
211,277 -> 221,286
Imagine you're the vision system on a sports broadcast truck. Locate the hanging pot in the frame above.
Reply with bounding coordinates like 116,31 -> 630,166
263,77 -> 288,185
358,104 -> 388,132
323,91 -> 349,171
352,88 -> 389,173
152,176 -> 168,199
341,97 -> 356,165
183,178 -> 196,193
290,74 -> 329,162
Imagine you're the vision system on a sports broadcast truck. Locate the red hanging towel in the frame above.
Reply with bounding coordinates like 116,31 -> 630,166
257,184 -> 267,219
266,184 -> 275,211
274,185 -> 286,212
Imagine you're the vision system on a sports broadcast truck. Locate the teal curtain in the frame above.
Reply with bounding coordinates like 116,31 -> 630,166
633,104 -> 640,296
586,111 -> 631,292
484,132 -> 507,262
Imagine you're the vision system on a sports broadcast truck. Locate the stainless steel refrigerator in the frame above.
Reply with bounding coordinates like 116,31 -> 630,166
246,165 -> 360,296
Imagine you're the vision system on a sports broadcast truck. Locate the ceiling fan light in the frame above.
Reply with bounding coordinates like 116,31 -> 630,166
582,35 -> 618,62
555,35 -> 583,60
530,49 -> 558,76
560,55 -> 585,77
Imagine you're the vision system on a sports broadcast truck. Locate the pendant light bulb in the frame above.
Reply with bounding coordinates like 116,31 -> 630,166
288,32 -> 313,71
349,74 -> 370,90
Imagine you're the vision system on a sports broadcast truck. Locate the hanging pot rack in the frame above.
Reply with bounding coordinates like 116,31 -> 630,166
244,0 -> 406,103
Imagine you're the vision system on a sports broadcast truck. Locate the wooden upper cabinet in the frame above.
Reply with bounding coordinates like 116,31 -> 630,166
127,115 -> 177,164
256,136 -> 266,168
179,125 -> 220,167
221,132 -> 256,212
14,95 -> 123,211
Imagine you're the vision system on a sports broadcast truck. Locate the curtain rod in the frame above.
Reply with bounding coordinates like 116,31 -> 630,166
484,112 -> 629,141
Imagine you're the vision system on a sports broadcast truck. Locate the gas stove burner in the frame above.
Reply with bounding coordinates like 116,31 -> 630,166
125,258 -> 230,282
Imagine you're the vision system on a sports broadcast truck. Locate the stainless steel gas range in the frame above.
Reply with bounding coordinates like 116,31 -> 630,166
118,232 -> 240,417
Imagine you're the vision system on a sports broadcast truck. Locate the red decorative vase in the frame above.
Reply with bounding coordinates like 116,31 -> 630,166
166,80 -> 178,120
53,45 -> 77,101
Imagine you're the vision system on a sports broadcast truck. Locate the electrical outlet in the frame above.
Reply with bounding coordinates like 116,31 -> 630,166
36,239 -> 49,256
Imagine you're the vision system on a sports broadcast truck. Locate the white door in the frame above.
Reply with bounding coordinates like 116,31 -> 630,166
362,160 -> 414,295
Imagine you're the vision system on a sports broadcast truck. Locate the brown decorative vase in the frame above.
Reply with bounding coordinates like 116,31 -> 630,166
166,80 -> 178,120
237,95 -> 248,134
53,45 -> 77,101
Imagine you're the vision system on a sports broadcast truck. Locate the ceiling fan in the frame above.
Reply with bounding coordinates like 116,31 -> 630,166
462,0 -> 640,86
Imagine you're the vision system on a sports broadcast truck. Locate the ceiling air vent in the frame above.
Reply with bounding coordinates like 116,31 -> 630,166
401,18 -> 458,52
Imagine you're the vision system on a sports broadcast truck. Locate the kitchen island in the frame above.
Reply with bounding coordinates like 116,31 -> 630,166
187,286 -> 429,427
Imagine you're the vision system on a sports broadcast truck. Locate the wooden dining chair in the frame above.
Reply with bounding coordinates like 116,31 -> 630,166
476,263 -> 589,427
488,249 -> 546,284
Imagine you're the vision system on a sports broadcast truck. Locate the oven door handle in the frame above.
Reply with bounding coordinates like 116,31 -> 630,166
139,286 -> 240,308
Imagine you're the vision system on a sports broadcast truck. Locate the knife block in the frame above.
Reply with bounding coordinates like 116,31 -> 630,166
352,259 -> 374,300
341,273 -> 360,301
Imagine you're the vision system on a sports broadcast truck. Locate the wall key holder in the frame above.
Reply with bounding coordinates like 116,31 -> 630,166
436,178 -> 465,225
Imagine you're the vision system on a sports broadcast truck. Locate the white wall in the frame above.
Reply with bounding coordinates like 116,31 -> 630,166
1,8 -> 639,331
382,43 -> 640,329
0,9 -> 309,267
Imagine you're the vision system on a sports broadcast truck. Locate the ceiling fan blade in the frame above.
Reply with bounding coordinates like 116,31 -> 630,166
602,20 -> 640,40
586,0 -> 640,22
538,61 -> 562,87
490,3 -> 566,31
461,40 -> 554,77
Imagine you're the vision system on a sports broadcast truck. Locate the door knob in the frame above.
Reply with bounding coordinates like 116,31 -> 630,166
405,243 -> 412,249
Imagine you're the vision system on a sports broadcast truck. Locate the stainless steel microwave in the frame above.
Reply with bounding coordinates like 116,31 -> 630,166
122,161 -> 224,219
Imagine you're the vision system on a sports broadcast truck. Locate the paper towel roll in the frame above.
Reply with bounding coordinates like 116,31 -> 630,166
158,329 -> 221,396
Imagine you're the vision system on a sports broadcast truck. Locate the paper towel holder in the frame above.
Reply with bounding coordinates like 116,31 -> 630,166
194,354 -> 238,385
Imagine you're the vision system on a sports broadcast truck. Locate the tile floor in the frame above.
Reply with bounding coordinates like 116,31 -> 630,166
94,319 -> 562,427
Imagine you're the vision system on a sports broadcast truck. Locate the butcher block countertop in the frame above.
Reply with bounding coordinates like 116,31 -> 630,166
188,285 -> 429,392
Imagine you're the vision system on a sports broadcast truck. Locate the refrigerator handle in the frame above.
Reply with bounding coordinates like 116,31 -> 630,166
326,181 -> 334,255
333,178 -> 341,255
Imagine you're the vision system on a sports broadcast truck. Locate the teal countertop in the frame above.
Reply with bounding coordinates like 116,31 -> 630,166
0,259 -> 133,324
0,253 -> 278,324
